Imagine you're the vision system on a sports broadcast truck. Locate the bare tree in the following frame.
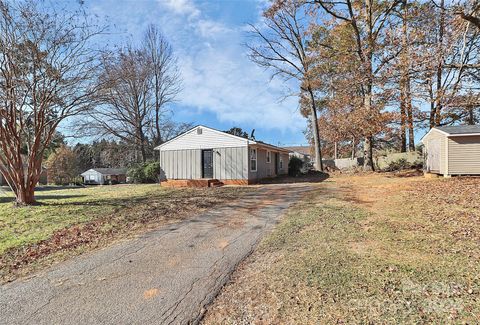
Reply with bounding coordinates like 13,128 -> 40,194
248,1 -> 324,171
87,47 -> 154,163
144,25 -> 182,146
0,0 -> 103,205
82,26 -> 182,161
416,1 -> 480,128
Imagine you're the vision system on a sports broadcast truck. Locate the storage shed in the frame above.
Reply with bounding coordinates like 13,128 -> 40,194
155,125 -> 290,186
421,125 -> 480,177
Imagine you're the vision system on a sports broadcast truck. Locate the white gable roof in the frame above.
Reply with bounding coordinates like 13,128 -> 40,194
155,125 -> 256,151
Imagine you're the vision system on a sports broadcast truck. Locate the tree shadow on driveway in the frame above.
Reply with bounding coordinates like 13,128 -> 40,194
258,172 -> 330,184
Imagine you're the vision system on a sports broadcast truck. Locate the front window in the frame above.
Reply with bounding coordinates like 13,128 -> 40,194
266,151 -> 271,163
280,157 -> 283,169
89,175 -> 95,180
250,148 -> 257,171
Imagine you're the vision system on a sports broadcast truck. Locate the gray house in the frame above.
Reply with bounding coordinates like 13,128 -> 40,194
155,125 -> 290,186
421,125 -> 480,177
81,168 -> 127,185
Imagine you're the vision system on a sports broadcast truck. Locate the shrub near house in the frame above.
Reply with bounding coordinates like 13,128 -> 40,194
127,162 -> 160,183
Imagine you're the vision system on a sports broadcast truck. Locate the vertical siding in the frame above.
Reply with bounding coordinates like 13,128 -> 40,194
448,136 -> 480,175
160,147 -> 247,180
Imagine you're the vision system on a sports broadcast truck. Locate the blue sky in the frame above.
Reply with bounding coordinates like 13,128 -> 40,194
79,0 -> 308,146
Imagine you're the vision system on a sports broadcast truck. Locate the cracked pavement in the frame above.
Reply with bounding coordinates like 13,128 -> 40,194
0,183 -> 314,325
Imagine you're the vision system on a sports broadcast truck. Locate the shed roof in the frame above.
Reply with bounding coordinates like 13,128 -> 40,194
83,168 -> 127,176
436,125 -> 480,135
421,125 -> 480,143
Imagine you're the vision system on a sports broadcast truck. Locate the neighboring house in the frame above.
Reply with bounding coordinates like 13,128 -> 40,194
283,146 -> 313,164
155,125 -> 290,186
81,168 -> 127,185
421,125 -> 480,177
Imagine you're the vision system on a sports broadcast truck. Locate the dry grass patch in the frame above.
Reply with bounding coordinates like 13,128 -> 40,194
203,173 -> 480,324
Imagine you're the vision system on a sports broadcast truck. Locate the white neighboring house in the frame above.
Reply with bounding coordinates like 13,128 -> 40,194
81,168 -> 127,185
283,146 -> 313,164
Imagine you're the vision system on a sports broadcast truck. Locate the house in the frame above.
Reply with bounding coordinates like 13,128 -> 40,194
283,146 -> 312,164
81,168 -> 127,185
421,125 -> 480,177
154,125 -> 290,187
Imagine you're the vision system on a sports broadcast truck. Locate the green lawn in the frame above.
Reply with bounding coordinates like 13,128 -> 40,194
0,184 -> 250,282
0,185 -> 164,255
203,174 -> 480,324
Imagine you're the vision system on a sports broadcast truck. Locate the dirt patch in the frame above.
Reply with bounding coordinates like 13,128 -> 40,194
202,173 -> 480,324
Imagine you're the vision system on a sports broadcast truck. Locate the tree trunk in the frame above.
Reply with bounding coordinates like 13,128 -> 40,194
429,80 -> 436,128
334,141 -> 338,160
399,0 -> 410,153
400,102 -> 407,152
468,107 -> 475,125
363,89 -> 375,171
407,100 -> 415,151
351,137 -> 356,159
363,0 -> 375,171
435,0 -> 445,127
15,185 -> 36,206
307,87 -> 323,171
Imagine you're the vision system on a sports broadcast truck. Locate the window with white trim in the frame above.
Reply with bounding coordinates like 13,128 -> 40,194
250,148 -> 257,171
279,156 -> 283,169
266,150 -> 271,163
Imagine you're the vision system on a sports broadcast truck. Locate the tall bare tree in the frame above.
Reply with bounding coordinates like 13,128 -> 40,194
144,25 -> 182,146
87,47 -> 154,163
248,1 -> 324,171
82,26 -> 183,162
416,1 -> 480,128
0,0 -> 103,205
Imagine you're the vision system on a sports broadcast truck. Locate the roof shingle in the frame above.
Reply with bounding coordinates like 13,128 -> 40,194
436,125 -> 480,135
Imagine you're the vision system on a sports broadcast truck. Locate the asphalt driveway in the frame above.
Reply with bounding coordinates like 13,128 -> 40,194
0,183 -> 315,325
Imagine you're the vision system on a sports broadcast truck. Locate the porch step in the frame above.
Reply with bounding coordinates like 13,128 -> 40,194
161,179 -> 224,188
208,180 -> 224,187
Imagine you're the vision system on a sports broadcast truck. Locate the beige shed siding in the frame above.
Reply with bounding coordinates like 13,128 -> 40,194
447,135 -> 480,175
423,129 -> 447,174
159,126 -> 249,151
159,147 -> 248,180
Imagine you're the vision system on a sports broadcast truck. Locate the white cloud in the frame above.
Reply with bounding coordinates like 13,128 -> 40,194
195,19 -> 232,39
161,0 -> 200,18
90,0 -> 306,137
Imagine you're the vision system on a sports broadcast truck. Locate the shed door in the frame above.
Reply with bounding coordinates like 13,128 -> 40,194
202,149 -> 213,178
427,138 -> 441,172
